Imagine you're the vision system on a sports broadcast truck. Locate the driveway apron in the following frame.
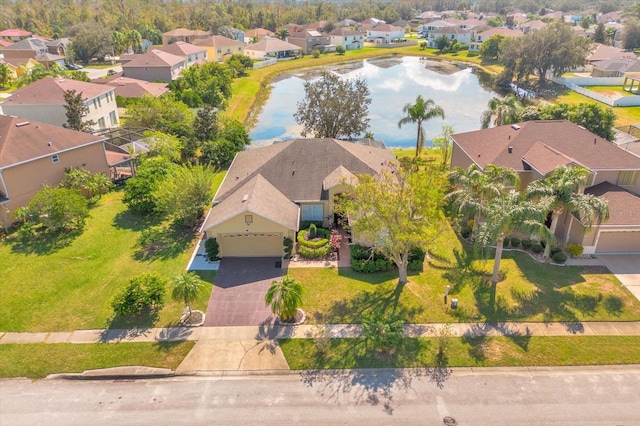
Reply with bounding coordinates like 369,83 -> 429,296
204,257 -> 283,326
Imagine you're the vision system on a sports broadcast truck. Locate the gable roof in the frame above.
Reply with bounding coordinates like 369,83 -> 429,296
584,182 -> 640,226
589,43 -> 635,62
431,26 -> 471,35
191,35 -> 241,48
92,73 -> 169,98
0,29 -> 32,38
368,24 -> 403,32
121,49 -> 185,68
329,28 -> 364,36
202,174 -> 300,231
2,37 -> 46,51
0,114 -> 105,168
244,28 -> 274,39
163,28 -> 209,37
592,57 -> 640,73
245,37 -> 301,53
158,41 -> 206,56
477,27 -> 523,38
451,120 -> 640,173
0,77 -> 113,106
216,138 -> 395,203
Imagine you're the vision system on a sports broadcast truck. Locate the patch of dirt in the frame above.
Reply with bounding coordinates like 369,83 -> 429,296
181,310 -> 204,326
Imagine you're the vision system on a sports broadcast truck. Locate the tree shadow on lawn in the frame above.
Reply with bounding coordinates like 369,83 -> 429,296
6,228 -> 83,256
132,223 -> 195,262
112,209 -> 162,232
461,322 -> 534,362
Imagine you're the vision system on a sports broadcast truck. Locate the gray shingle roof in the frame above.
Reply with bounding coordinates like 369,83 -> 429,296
585,181 -> 640,226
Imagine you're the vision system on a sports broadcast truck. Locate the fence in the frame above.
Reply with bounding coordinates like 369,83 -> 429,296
252,58 -> 277,69
553,77 -> 640,107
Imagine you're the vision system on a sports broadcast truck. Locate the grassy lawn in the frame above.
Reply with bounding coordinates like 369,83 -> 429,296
551,85 -> 640,127
0,341 -> 194,378
280,336 -> 640,369
585,85 -> 634,96
289,222 -> 640,324
0,175 -> 224,332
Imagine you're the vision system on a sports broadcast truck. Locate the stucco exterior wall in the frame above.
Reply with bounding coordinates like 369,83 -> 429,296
205,212 -> 295,240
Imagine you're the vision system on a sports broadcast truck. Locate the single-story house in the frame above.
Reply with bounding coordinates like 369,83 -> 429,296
0,77 -> 119,130
191,35 -> 244,62
450,120 -> 640,254
200,138 -> 395,258
157,41 -> 207,66
121,49 -> 186,82
0,114 -> 110,228
244,37 -> 302,60
591,57 -> 640,78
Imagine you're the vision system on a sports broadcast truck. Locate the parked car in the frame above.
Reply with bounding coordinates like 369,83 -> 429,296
64,63 -> 83,70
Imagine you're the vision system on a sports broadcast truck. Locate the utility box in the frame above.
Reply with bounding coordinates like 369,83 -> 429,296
451,298 -> 458,309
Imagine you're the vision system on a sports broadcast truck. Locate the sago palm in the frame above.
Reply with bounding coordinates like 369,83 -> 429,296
397,95 -> 445,158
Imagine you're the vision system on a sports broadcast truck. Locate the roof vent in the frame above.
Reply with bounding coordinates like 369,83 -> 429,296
15,121 -> 30,127
508,146 -> 513,154
511,124 -> 521,130
578,125 -> 586,130
241,194 -> 249,202
47,142 -> 52,146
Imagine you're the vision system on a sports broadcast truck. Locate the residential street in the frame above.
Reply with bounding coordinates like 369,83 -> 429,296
2,366 -> 639,425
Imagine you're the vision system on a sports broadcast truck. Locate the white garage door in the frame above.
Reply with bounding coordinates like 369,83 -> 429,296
596,231 -> 640,253
219,233 -> 283,257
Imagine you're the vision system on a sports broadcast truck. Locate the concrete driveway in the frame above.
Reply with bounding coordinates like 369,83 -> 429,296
204,257 -> 283,326
598,254 -> 640,301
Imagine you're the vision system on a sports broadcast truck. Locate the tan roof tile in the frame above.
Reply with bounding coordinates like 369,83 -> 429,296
158,41 -> 207,56
0,77 -> 113,106
585,182 -> 640,226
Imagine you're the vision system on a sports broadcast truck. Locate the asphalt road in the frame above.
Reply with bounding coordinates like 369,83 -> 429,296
1,366 -> 639,425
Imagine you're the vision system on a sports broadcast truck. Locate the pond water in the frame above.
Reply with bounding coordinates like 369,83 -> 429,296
249,56 -> 499,149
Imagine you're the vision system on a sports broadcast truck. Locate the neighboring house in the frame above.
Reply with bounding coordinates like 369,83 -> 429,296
0,29 -> 32,42
200,138 -> 395,258
415,11 -> 442,24
450,120 -> 640,254
521,20 -> 547,33
366,24 -> 405,43
192,35 -> 244,62
91,72 -> 169,99
1,37 -> 65,69
157,41 -> 207,66
0,77 -> 119,130
121,49 -> 186,82
336,19 -> 359,28
308,21 -> 328,32
329,28 -> 365,51
287,30 -> 332,54
591,57 -> 640,78
360,18 -> 386,30
161,28 -> 210,46
0,57 -> 41,79
0,114 -> 110,228
244,28 -> 274,43
587,43 -> 635,64
470,27 -> 523,52
244,37 -> 302,60
281,23 -> 305,34
425,26 -> 472,48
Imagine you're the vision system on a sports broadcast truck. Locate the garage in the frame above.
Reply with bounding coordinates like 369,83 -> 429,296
596,231 -> 640,254
218,232 -> 283,257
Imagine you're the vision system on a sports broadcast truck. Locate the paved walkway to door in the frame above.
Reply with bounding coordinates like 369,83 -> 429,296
203,257 -> 283,327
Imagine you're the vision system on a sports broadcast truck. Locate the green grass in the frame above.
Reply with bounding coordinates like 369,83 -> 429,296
288,223 -> 640,324
585,85 -> 634,96
0,179 -> 224,332
552,85 -> 640,127
281,336 -> 640,369
0,341 -> 194,378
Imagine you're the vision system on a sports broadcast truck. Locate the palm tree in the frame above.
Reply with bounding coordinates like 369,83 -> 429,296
477,190 -> 554,285
481,94 -> 522,129
276,28 -> 289,40
265,275 -> 302,322
526,165 -> 610,258
172,272 -> 205,318
397,95 -> 445,157
447,164 -> 520,239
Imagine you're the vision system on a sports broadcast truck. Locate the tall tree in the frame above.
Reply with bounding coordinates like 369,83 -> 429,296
397,95 -> 445,158
432,125 -> 455,167
623,19 -> 640,51
479,34 -> 505,60
294,71 -> 371,139
123,94 -> 194,139
25,186 -> 89,233
337,161 -> 447,284
0,63 -> 13,89
276,28 -> 289,40
63,89 -> 96,132
265,276 -> 303,322
594,23 -> 606,44
477,190 -> 553,286
447,164 -> 520,239
526,165 -> 609,258
481,94 -> 522,129
67,23 -> 112,64
172,272 -> 204,318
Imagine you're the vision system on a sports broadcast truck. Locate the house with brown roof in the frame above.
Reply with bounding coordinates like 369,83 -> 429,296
450,120 -> 640,254
287,30 -> 333,54
0,77 -> 119,130
244,37 -> 302,60
161,28 -> 210,46
591,57 -> 640,78
157,41 -> 207,66
244,28 -> 274,43
0,115 -> 110,228
200,138 -> 395,258
1,37 -> 65,69
191,35 -> 244,62
121,49 -> 186,82
91,72 -> 169,99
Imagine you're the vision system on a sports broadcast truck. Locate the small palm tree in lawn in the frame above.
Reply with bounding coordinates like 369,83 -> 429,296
397,95 -> 445,158
477,189 -> 554,286
265,275 -> 302,322
447,164 -> 520,239
526,165 -> 609,258
172,272 -> 204,319
481,94 -> 522,129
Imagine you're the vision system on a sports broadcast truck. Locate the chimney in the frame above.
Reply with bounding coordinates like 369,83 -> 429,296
508,146 -> 513,154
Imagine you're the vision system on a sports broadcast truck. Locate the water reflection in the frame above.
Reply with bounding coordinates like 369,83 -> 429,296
250,56 -> 497,148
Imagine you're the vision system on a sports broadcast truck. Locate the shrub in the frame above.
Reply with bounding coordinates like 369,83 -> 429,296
408,259 -> 423,271
521,239 -> 532,249
510,237 -> 520,247
467,51 -> 478,57
283,237 -> 294,259
312,49 -> 320,58
361,311 -> 404,352
408,246 -> 425,271
350,244 -> 380,260
503,237 -> 511,247
335,45 -> 346,55
204,238 -> 219,261
111,273 -> 166,317
550,246 -> 562,255
460,226 -> 471,238
309,223 -> 317,239
300,220 -> 323,230
567,243 -> 584,257
297,228 -> 329,249
352,258 -> 393,273
531,243 -> 543,254
552,251 -> 568,263
297,243 -> 331,259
